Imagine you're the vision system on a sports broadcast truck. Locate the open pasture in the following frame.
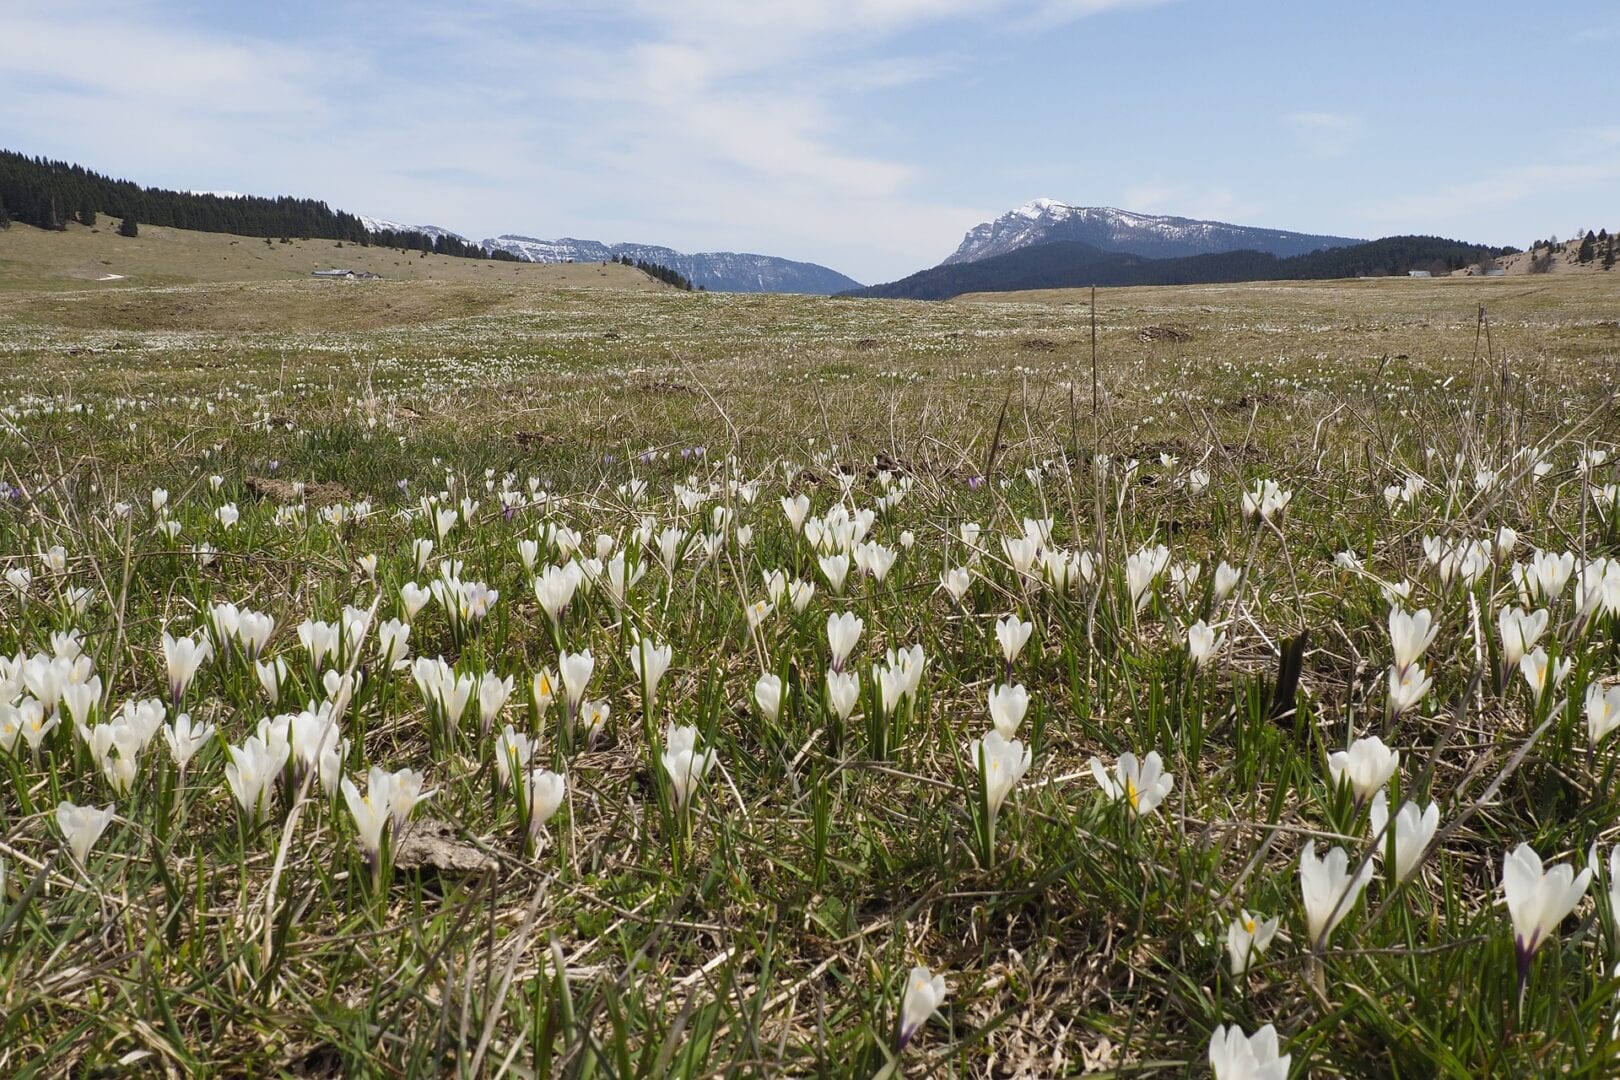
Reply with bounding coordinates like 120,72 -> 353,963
3,272 -> 1620,1076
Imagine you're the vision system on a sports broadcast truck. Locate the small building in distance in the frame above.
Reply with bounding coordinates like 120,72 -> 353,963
310,268 -> 382,280
1407,270 -> 1432,278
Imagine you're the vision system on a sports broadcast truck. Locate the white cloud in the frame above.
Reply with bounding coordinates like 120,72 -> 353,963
1357,156 -> 1620,243
1286,112 -> 1365,159
1122,182 -> 1264,223
0,0 -> 1182,282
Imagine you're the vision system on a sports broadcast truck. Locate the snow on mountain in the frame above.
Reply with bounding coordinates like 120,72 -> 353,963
481,235 -> 862,295
357,216 -> 467,242
943,200 -> 1362,265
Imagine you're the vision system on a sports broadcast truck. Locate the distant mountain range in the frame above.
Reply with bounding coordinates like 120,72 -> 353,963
357,216 -> 468,245
848,234 -> 1508,300
352,218 -> 860,294
944,199 -> 1363,264
479,235 -> 861,294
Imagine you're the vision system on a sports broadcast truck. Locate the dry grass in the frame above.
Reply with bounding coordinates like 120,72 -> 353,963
0,220 -> 668,293
2,263 -> 1619,1077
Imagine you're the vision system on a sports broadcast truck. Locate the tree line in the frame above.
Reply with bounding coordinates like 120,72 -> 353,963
613,254 -> 700,290
1576,230 -> 1616,270
849,235 -> 1519,301
0,149 -> 519,262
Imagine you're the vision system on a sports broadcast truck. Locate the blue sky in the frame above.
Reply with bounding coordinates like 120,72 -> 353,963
3,0 -> 1617,283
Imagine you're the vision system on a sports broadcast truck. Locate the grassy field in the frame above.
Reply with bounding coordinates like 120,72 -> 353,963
0,219 -> 667,292
3,239 -> 1620,1077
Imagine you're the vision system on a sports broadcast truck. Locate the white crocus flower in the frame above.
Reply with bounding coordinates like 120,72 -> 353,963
1497,606 -> 1548,670
400,581 -> 431,621
826,612 -> 864,672
494,726 -> 534,787
897,965 -> 948,1048
297,619 -> 339,670
377,618 -> 412,670
1299,840 -> 1373,948
1518,647 -> 1571,705
525,769 -> 567,844
825,669 -> 860,721
629,638 -> 673,703
559,649 -> 594,711
1327,735 -> 1399,806
163,712 -> 215,774
1187,619 -> 1226,669
995,616 -> 1033,666
973,730 -> 1031,822
987,683 -> 1029,738
225,733 -> 290,823
1388,607 -> 1438,673
1368,790 -> 1439,884
477,671 -> 515,735
753,673 -> 785,722
1126,545 -> 1170,612
56,800 -> 115,865
660,723 -> 717,806
517,538 -> 539,573
1586,682 -> 1620,745
1386,663 -> 1432,717
818,553 -> 850,595
1503,842 -> 1590,979
342,767 -> 394,859
255,657 -> 287,705
160,630 -> 212,703
781,494 -> 810,534
1208,1023 -> 1290,1080
1089,750 -> 1174,818
1225,910 -> 1279,977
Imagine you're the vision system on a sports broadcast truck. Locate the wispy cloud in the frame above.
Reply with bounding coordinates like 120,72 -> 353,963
1358,156 -> 1620,239
1285,112 -> 1365,159
1122,182 -> 1264,224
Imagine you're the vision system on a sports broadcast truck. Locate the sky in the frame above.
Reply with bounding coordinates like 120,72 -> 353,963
3,0 -> 1618,284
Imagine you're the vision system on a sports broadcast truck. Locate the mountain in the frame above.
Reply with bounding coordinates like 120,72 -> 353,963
848,235 -> 1506,301
481,235 -> 861,294
944,199 -> 1363,265
358,216 -> 467,244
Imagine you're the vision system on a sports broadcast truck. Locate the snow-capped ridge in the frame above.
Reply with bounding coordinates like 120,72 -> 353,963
945,201 -> 1363,265
481,235 -> 861,294
357,216 -> 466,243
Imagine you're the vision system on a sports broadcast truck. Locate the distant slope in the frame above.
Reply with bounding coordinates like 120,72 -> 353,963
849,235 -> 1506,300
945,199 -> 1362,264
482,235 -> 861,295
0,149 -> 509,263
0,219 -> 671,293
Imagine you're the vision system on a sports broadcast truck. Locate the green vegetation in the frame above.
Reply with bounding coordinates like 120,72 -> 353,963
1,270 -> 1619,1076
